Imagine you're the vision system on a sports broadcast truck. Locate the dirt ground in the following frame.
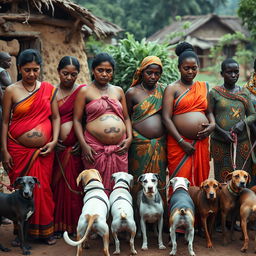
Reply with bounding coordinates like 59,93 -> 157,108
1,162 -> 256,256
2,224 -> 256,256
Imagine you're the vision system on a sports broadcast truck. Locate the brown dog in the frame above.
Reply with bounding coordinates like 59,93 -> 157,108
239,187 -> 256,253
189,178 -> 221,248
220,170 -> 251,245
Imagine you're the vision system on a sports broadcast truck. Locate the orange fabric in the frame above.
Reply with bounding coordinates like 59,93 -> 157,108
131,56 -> 163,87
167,81 -> 210,191
13,93 -> 37,116
173,81 -> 208,115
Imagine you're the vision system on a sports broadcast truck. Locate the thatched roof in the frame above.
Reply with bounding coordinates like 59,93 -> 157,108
148,14 -> 249,45
0,0 -> 122,37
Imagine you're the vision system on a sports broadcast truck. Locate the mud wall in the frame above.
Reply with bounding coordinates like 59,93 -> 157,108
0,22 -> 90,86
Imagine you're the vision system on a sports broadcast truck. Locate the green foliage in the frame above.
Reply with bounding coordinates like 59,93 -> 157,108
85,36 -> 107,56
74,0 -> 228,40
208,32 -> 254,76
238,0 -> 256,40
105,33 -> 179,92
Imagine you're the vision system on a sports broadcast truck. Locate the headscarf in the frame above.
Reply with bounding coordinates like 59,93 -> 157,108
245,72 -> 256,96
131,56 -> 163,87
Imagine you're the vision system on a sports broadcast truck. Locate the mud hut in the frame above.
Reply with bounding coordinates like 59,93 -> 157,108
0,0 -> 122,84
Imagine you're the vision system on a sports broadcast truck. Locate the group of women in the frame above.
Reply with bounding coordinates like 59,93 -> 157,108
1,41 -> 256,246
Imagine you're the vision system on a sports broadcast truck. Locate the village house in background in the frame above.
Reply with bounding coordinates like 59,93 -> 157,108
148,14 -> 249,69
0,0 -> 121,85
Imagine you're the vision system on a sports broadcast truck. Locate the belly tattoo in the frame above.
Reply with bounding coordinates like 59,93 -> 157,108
100,115 -> 120,121
104,127 -> 121,134
27,132 -> 42,138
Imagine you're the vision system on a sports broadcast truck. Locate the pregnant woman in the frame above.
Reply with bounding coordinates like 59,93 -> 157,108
163,42 -> 215,188
73,53 -> 132,190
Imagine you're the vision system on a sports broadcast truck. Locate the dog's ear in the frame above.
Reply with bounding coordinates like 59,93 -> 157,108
200,181 -> 204,190
153,173 -> 162,183
76,172 -> 83,186
127,174 -> 134,188
32,177 -> 40,188
224,172 -> 233,182
247,173 -> 251,185
138,174 -> 145,183
14,177 -> 22,188
111,173 -> 117,182
185,178 -> 190,187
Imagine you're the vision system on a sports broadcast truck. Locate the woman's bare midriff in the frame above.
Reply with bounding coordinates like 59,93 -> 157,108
86,113 -> 126,145
17,123 -> 51,147
172,111 -> 209,140
133,113 -> 164,139
59,121 -> 73,142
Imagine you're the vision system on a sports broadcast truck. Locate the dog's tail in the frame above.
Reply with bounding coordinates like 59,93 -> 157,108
120,209 -> 127,220
63,214 -> 99,246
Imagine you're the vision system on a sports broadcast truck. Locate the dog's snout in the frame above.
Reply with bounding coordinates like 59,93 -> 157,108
147,186 -> 153,191
209,192 -> 215,199
240,182 -> 246,188
23,191 -> 30,198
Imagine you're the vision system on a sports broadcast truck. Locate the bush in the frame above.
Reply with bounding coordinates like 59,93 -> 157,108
105,33 -> 179,91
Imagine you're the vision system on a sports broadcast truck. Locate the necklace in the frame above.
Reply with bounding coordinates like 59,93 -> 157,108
22,81 -> 37,95
93,82 -> 109,96
58,84 -> 76,103
141,83 -> 156,95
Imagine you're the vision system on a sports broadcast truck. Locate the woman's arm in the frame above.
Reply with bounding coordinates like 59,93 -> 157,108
162,84 -> 195,155
1,86 -> 14,171
40,93 -> 60,155
73,87 -> 96,163
117,87 -> 132,155
197,89 -> 215,139
125,88 -> 135,117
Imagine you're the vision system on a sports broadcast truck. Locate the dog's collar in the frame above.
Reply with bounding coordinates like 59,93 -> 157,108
84,195 -> 109,212
227,183 -> 240,197
112,179 -> 130,192
85,178 -> 102,186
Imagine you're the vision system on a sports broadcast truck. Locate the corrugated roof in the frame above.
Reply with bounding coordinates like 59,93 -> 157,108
148,14 -> 249,45
0,0 -> 122,37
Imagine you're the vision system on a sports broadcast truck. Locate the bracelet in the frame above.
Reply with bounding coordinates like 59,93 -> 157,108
177,138 -> 184,144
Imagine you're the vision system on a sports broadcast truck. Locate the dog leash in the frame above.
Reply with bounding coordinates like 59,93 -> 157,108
230,132 -> 237,170
242,139 -> 256,170
56,154 -> 83,195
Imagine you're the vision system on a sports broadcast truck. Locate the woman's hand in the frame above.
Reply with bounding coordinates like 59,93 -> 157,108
116,138 -> 132,155
81,143 -> 96,164
2,150 -> 14,172
71,142 -> 81,155
179,140 -> 195,155
197,123 -> 215,140
231,121 -> 245,135
55,140 -> 66,152
40,141 -> 56,156
223,130 -> 234,143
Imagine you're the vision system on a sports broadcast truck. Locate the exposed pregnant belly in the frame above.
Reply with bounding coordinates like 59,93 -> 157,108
172,112 -> 209,140
133,113 -> 164,139
16,120 -> 52,147
59,121 -> 73,142
86,113 -> 126,145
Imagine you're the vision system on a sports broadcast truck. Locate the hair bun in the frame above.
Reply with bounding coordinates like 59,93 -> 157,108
175,42 -> 194,57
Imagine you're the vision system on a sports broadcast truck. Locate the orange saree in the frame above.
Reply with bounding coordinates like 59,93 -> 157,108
167,81 -> 210,188
8,82 -> 57,239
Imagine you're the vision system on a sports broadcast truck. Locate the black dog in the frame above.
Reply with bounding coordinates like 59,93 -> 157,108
0,176 -> 40,255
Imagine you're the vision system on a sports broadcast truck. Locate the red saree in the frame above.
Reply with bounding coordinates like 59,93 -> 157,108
8,82 -> 56,239
52,85 -> 85,234
167,81 -> 210,190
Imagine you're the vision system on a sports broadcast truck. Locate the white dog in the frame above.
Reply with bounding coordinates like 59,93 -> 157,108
137,173 -> 166,250
109,172 -> 137,255
63,169 -> 110,256
169,177 -> 195,256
